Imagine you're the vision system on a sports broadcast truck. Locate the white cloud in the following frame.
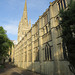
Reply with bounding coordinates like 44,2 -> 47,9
4,25 -> 18,35
3,20 -> 19,35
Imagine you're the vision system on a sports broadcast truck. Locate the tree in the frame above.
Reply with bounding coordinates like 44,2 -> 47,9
59,1 -> 75,74
0,26 -> 13,64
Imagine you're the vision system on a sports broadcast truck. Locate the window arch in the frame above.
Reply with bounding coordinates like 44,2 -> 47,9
45,42 -> 52,61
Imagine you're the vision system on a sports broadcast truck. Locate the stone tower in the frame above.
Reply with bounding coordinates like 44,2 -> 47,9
18,0 -> 31,42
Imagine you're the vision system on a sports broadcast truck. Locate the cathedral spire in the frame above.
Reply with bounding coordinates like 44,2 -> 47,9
18,0 -> 31,42
24,0 -> 27,11
22,0 -> 28,26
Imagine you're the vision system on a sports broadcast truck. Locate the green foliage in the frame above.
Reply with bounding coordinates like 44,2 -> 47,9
59,1 -> 75,74
0,65 -> 4,69
0,26 -> 13,60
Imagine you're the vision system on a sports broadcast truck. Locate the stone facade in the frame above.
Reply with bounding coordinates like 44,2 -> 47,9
12,0 -> 73,75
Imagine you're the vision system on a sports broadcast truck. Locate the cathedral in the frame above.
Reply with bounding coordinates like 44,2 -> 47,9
11,0 -> 73,75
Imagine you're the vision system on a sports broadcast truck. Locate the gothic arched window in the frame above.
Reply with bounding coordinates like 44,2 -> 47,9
45,43 -> 52,61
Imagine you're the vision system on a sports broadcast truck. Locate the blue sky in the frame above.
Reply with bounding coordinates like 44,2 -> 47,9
0,0 -> 54,41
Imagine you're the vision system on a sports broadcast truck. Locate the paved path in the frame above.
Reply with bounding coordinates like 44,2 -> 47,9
0,63 -> 41,75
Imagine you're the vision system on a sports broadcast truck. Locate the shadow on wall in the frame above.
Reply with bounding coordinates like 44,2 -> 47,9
15,42 -> 53,75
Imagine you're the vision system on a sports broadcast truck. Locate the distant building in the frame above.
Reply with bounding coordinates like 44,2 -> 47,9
12,0 -> 73,75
